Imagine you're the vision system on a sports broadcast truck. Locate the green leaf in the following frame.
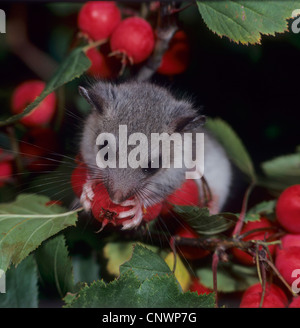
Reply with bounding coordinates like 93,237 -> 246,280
103,242 -> 138,277
248,200 -> 276,216
0,255 -> 38,308
173,206 -> 235,235
197,0 -> 298,45
138,274 -> 215,308
104,241 -> 158,277
245,200 -> 276,222
65,244 -> 215,308
261,153 -> 300,186
119,244 -> 172,282
66,270 -> 215,308
206,118 -> 255,180
0,46 -> 91,127
244,213 -> 261,223
35,234 -> 75,297
196,261 -> 259,293
65,270 -> 141,308
0,194 -> 78,272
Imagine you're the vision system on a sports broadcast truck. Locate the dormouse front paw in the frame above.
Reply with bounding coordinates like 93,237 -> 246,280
80,179 -> 95,211
118,198 -> 144,230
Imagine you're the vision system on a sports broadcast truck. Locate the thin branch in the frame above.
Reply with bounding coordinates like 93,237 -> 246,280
212,251 -> 219,308
232,182 -> 256,237
136,2 -> 179,82
259,260 -> 267,308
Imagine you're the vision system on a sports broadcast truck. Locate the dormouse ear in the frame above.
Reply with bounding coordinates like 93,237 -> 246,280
78,86 -> 93,105
78,86 -> 104,113
78,82 -> 115,114
172,114 -> 206,132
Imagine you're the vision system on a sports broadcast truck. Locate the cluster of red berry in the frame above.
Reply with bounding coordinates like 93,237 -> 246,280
182,186 -> 300,307
0,80 -> 59,185
236,185 -> 300,307
78,1 -> 190,77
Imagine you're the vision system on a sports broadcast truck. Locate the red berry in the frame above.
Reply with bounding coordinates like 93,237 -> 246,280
157,31 -> 190,76
70,163 -> 162,225
276,233 -> 300,256
289,297 -> 300,308
91,183 -> 133,226
143,203 -> 163,222
19,128 -> 60,172
86,48 -> 120,78
110,17 -> 155,64
0,148 -> 14,187
275,246 -> 300,286
231,217 -> 276,266
189,277 -> 213,295
240,283 -> 288,308
71,163 -> 88,198
11,80 -> 56,127
173,222 -> 209,260
161,179 -> 199,216
91,183 -> 161,226
78,1 -> 121,41
276,185 -> 300,233
280,233 -> 300,248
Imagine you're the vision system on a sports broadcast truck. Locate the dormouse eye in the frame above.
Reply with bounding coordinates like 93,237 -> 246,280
98,140 -> 109,161
142,157 -> 162,175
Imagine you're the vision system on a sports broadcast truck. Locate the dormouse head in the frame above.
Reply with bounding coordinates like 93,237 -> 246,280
79,81 -> 205,204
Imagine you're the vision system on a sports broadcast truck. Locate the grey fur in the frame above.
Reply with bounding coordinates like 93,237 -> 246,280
80,81 -> 232,212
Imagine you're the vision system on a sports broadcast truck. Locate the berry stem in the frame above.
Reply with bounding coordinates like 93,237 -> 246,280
169,2 -> 196,15
239,226 -> 279,240
262,256 -> 298,297
212,251 -> 219,308
256,247 -> 263,285
82,39 -> 108,53
232,182 -> 255,237
259,260 -> 267,308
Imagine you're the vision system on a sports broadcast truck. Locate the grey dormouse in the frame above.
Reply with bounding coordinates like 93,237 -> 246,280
78,81 -> 232,229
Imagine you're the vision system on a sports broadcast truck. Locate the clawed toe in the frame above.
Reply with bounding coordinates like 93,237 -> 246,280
80,180 -> 95,211
118,200 -> 143,230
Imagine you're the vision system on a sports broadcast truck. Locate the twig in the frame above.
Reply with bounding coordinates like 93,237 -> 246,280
232,182 -> 255,237
256,248 -> 262,285
259,260 -> 267,308
239,226 -> 279,240
212,251 -> 219,308
136,2 -> 179,82
258,253 -> 298,297
169,2 -> 196,14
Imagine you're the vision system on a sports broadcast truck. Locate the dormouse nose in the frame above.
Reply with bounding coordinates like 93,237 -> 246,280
111,190 -> 124,204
